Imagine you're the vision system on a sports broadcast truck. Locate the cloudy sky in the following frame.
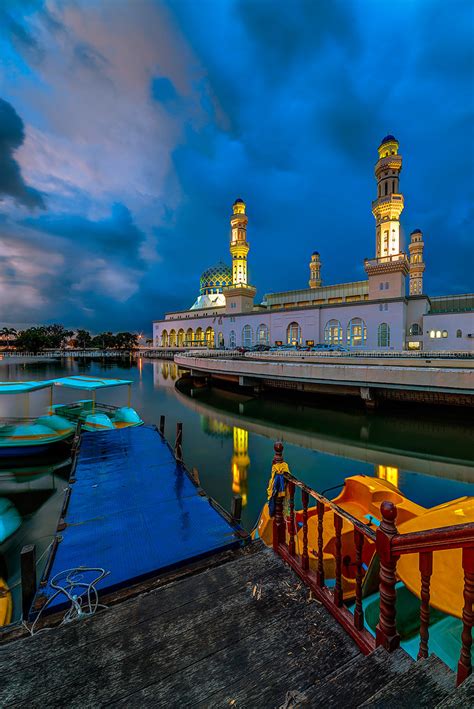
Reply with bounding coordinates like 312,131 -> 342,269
0,0 -> 472,334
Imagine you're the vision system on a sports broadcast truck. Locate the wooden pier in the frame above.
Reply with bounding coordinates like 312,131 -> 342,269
1,434 -> 473,706
1,542 -> 472,706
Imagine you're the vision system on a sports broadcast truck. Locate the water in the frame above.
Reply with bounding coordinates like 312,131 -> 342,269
1,356 -> 473,623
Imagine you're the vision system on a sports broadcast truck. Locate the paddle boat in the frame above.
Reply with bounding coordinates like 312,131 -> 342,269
0,381 -> 75,458
50,376 -> 143,431
255,474 -> 427,599
358,497 -> 474,671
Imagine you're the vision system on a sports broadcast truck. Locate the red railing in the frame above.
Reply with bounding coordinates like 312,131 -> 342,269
269,442 -> 474,686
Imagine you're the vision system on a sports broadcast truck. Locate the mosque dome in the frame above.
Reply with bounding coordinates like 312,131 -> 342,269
312,251 -> 320,257
200,261 -> 233,296
380,134 -> 397,144
411,228 -> 422,234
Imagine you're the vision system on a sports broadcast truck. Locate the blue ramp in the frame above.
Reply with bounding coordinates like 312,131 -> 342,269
39,426 -> 239,610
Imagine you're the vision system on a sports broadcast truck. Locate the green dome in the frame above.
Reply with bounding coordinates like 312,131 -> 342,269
200,262 -> 232,295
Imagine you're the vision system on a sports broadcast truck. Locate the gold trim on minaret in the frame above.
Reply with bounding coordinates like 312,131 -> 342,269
309,252 -> 322,288
230,198 -> 249,286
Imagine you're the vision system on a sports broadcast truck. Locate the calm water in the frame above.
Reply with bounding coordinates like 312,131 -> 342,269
1,357 -> 473,622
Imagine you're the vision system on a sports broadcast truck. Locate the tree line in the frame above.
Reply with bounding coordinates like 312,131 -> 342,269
0,325 -> 139,353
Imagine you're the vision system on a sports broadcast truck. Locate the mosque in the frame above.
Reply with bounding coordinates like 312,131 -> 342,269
153,136 -> 473,352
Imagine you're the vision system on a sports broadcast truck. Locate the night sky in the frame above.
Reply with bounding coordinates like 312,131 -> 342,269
0,0 -> 472,334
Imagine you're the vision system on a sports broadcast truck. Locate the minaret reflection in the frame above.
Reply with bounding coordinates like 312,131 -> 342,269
231,427 -> 250,507
376,464 -> 399,488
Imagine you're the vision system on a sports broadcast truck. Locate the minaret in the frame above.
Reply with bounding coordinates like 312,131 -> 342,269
365,135 -> 409,298
309,251 -> 322,288
372,135 -> 404,257
230,198 -> 249,286
409,229 -> 425,295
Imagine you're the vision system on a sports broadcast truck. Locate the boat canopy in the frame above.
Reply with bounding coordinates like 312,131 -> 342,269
0,381 -> 53,395
50,376 -> 133,391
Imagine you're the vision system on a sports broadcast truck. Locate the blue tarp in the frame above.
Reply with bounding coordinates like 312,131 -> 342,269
40,425 -> 239,610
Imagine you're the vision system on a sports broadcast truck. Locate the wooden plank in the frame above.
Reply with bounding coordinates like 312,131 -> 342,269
196,606 -> 362,708
297,647 -> 413,708
0,556 -> 307,706
359,655 -> 454,708
1,546 -> 280,671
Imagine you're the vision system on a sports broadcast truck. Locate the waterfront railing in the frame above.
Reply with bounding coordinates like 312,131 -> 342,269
269,441 -> 474,687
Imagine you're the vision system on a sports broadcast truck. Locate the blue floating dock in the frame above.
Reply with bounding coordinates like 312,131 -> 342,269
39,425 -> 240,611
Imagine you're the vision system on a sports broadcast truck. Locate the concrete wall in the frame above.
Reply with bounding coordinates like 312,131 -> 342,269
422,312 -> 474,352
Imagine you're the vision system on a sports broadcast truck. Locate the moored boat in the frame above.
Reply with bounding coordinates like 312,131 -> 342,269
50,376 -> 143,431
255,475 -> 427,599
0,382 -> 75,458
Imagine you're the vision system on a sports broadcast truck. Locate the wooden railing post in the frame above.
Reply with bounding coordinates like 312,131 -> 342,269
317,500 -> 325,587
175,422 -> 183,462
354,529 -> 365,630
21,544 -> 36,620
418,550 -> 433,659
457,546 -> 474,686
334,513 -> 343,607
231,495 -> 242,524
375,501 -> 400,651
301,490 -> 309,571
288,481 -> 296,557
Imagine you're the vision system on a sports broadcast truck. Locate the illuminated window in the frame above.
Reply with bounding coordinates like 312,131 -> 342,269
324,319 -> 342,344
257,323 -> 269,345
442,330 -> 448,338
436,330 -> 441,338
378,323 -> 390,347
409,323 -> 421,336
429,330 -> 435,338
229,330 -> 236,348
347,318 -> 367,347
177,329 -> 185,347
457,329 -> 462,338
287,322 -> 301,345
205,326 -> 215,348
195,327 -> 203,345
185,328 -> 193,346
242,325 -> 253,348
161,330 -> 168,347
169,329 -> 177,347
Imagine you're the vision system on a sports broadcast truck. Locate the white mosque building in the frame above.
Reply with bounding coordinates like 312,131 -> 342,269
153,136 -> 473,353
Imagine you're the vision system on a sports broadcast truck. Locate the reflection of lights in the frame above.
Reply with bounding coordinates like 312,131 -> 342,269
231,427 -> 250,506
138,357 -> 143,376
377,464 -> 399,488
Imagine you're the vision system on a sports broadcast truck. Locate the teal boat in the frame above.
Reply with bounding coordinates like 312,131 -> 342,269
50,376 -> 143,431
0,381 -> 75,458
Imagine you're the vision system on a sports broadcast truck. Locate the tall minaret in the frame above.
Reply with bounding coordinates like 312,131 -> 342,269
409,229 -> 425,295
309,251 -> 322,288
230,198 -> 249,286
372,135 -> 404,258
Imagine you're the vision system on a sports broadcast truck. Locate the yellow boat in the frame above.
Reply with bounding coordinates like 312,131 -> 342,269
397,497 -> 474,619
0,578 -> 12,627
256,475 -> 427,599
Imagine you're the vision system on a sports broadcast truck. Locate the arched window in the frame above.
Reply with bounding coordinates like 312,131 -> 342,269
409,323 -> 421,336
457,329 -> 462,338
242,324 -> 253,348
185,328 -> 193,346
286,322 -> 301,345
347,318 -> 366,347
229,330 -> 236,348
205,326 -> 215,348
161,330 -> 168,347
257,323 -> 269,345
378,323 -> 390,347
177,329 -> 185,347
324,319 -> 342,344
195,327 -> 203,346
169,329 -> 176,347
384,181 -> 388,195
217,332 -> 224,347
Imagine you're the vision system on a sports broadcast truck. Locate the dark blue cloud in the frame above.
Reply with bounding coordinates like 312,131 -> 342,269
0,98 -> 45,209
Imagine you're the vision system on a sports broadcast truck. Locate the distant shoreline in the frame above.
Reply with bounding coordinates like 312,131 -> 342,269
0,355 -> 57,366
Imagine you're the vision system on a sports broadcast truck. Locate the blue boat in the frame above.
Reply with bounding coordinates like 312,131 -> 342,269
0,381 -> 75,459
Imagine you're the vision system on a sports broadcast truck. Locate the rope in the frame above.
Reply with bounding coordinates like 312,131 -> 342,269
22,566 -> 110,636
